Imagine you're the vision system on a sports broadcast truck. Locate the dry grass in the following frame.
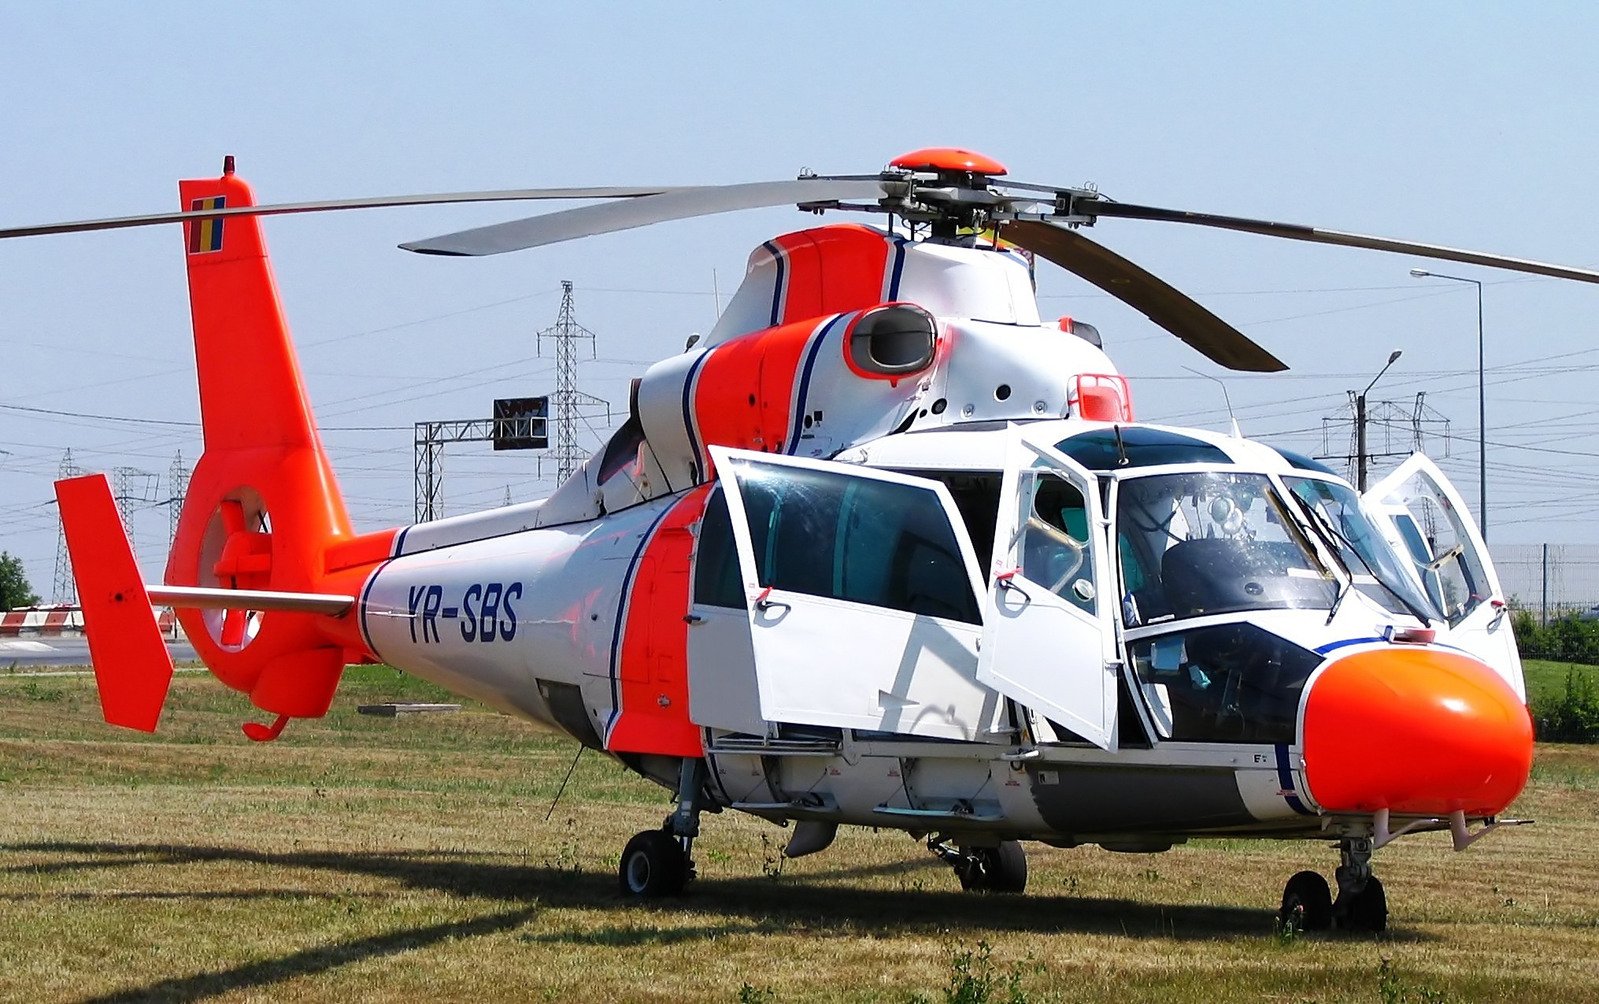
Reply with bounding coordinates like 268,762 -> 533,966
2,667 -> 1597,1003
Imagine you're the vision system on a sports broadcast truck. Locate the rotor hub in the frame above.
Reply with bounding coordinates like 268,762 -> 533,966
889,147 -> 1008,181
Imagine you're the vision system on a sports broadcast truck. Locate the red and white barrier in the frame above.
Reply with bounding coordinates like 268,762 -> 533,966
0,606 -> 178,638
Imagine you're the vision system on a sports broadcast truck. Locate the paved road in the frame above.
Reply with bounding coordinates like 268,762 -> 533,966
0,636 -> 198,669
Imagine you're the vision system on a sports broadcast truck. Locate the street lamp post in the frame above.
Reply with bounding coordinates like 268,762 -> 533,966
1356,350 -> 1403,492
1409,268 -> 1486,540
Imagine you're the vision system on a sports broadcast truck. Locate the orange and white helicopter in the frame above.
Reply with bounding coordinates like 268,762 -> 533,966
8,147 -> 1596,934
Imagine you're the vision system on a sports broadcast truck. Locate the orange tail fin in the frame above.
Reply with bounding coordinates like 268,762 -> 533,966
55,474 -> 174,732
166,161 -> 393,723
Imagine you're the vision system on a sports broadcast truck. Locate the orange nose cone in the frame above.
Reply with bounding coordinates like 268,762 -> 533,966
1302,648 -> 1532,817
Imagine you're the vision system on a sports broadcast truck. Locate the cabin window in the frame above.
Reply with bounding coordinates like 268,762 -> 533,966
693,489 -> 744,609
912,472 -> 1000,570
725,459 -> 980,624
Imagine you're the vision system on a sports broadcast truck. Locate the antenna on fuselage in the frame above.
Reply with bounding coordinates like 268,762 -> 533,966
1182,366 -> 1242,438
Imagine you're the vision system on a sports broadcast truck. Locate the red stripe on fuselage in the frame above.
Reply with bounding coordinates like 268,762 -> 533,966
687,225 -> 897,477
606,485 -> 715,758
691,318 -> 819,471
771,225 -> 892,326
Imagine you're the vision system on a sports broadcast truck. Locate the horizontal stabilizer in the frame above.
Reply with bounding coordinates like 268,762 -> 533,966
147,585 -> 353,615
54,474 -> 175,732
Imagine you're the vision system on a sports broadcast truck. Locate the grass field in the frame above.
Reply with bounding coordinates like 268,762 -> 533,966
1525,658 -> 1598,705
2,665 -> 1597,1003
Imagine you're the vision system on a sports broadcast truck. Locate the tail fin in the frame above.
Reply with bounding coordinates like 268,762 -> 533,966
165,161 -> 393,723
55,474 -> 174,732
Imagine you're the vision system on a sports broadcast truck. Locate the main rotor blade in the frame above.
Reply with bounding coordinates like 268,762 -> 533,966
401,178 -> 891,256
1002,220 -> 1288,373
0,187 -> 678,241
1085,202 -> 1599,284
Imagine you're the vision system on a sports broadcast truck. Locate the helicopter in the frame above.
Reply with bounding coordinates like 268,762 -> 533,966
11,146 -> 1594,934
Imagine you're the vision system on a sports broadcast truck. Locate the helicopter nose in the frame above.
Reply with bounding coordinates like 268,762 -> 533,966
1301,648 -> 1532,817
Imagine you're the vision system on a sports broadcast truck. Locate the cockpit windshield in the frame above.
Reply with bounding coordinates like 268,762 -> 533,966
1285,476 -> 1442,622
1115,471 -> 1336,625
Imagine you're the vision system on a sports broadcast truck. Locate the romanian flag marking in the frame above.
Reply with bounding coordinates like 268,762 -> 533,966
187,196 -> 225,254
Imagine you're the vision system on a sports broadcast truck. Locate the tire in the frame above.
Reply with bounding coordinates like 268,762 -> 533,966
1279,870 -> 1333,933
1336,875 -> 1387,933
956,840 -> 1028,894
618,829 -> 687,898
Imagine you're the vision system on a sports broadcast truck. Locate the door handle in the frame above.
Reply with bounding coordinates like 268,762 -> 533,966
995,569 -> 1032,601
683,614 -> 705,625
753,586 -> 790,612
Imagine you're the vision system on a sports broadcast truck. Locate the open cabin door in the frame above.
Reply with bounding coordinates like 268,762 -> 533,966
1365,453 -> 1524,700
978,426 -> 1120,750
696,446 -> 1003,741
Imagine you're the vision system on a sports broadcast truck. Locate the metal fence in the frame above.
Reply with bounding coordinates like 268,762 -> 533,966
1496,544 -> 1599,623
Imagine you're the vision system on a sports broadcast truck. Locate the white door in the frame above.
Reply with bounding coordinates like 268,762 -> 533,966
1365,453 -> 1524,700
978,425 -> 1120,750
686,487 -> 765,735
707,446 -> 1004,741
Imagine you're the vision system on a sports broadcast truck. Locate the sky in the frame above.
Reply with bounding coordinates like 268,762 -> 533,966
4,2 -> 1599,601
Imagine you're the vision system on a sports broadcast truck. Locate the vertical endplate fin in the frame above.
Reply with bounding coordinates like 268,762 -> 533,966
54,474 -> 175,732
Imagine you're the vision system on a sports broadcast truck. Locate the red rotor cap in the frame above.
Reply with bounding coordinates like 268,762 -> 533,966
1301,648 -> 1533,817
889,147 -> 1008,177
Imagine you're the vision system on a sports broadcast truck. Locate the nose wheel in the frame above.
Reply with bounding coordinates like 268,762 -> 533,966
1276,836 -> 1388,934
1330,835 -> 1387,932
1333,872 -> 1387,932
1278,870 -> 1333,933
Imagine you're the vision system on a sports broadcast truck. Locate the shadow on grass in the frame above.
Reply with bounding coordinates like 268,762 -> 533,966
78,905 -> 539,1004
1,888 -> 395,903
4,839 -> 1434,947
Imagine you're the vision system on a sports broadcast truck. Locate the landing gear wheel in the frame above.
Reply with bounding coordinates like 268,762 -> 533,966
956,840 -> 1028,894
1334,874 -> 1387,933
1278,870 -> 1332,933
618,829 -> 688,898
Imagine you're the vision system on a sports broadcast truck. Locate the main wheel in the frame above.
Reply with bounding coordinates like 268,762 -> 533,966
1278,870 -> 1333,933
618,829 -> 688,898
1335,875 -> 1387,933
956,840 -> 1028,894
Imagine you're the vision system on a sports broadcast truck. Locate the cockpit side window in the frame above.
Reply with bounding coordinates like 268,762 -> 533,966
1285,476 -> 1441,621
1019,473 -> 1095,613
